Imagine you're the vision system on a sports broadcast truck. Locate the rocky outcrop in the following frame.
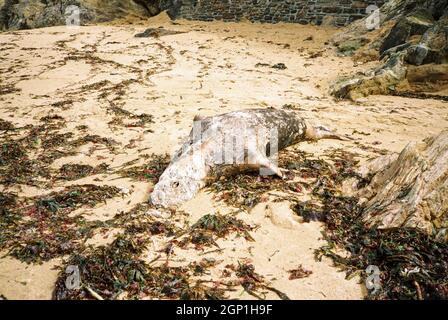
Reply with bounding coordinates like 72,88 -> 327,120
331,0 -> 448,99
379,9 -> 435,55
357,130 -> 448,241
0,0 -> 174,31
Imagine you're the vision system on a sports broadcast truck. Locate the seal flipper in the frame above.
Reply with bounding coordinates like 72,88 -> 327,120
248,149 -> 284,179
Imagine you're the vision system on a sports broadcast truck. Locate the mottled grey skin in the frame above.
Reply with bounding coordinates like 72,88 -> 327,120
150,108 -> 346,208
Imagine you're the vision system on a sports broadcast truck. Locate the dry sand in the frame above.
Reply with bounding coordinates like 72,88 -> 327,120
0,13 -> 447,300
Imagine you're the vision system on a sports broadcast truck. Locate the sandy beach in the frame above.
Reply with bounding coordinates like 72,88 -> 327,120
1,12 -> 447,300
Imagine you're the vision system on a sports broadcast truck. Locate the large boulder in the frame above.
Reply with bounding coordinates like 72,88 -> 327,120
331,51 -> 409,99
358,130 -> 448,241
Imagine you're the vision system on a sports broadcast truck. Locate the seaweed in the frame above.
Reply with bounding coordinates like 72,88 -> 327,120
205,146 -> 448,300
107,104 -> 154,129
50,100 -> 74,110
176,213 -> 255,249
0,84 -> 21,95
116,154 -> 170,183
315,194 -> 448,300
57,163 -> 109,181
53,235 -> 228,300
70,134 -> 118,152
281,151 -> 448,300
0,119 -> 14,131
0,158 -> 52,186
288,265 -> 313,280
235,261 -> 290,300
0,192 -> 20,246
206,149 -> 360,209
207,173 -> 285,209
0,141 -> 26,165
0,185 -> 122,264
113,202 -> 179,238
292,201 -> 325,222
0,116 -> 118,186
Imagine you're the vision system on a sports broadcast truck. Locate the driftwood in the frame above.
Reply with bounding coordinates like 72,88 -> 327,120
358,130 -> 448,241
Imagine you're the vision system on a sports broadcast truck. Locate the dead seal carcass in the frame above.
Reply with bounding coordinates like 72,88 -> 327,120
150,108 -> 348,207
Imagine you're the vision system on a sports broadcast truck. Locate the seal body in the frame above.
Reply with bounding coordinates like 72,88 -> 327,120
150,108 -> 342,208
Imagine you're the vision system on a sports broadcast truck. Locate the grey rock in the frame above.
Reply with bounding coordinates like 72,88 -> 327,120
380,19 -> 412,55
406,44 -> 429,65
0,0 -> 171,31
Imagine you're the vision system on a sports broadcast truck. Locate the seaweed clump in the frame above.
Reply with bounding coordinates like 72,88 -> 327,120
0,118 -> 14,131
316,195 -> 448,300
234,261 -> 290,300
288,265 -> 313,280
53,235 -> 228,300
0,185 -> 122,263
107,104 -> 154,130
57,163 -> 109,181
176,213 -> 256,249
113,202 -> 179,238
208,174 -> 285,209
0,115 -> 119,187
207,149 -> 362,209
117,154 -> 170,184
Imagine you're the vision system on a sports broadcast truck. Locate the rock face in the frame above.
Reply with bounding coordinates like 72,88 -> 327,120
379,9 -> 435,55
0,0 -> 173,31
358,130 -> 448,241
172,0 -> 385,26
331,0 -> 448,99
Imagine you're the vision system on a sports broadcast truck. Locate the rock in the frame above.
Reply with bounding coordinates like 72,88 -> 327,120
133,0 -> 161,16
380,19 -> 412,55
332,0 -> 418,47
359,130 -> 448,236
331,51 -> 409,100
380,42 -> 412,60
403,11 -> 448,64
406,44 -> 430,65
332,1 -> 448,100
405,9 -> 435,35
407,63 -> 448,83
357,153 -> 399,179
0,0 -> 170,31
271,63 -> 287,70
134,27 -> 183,38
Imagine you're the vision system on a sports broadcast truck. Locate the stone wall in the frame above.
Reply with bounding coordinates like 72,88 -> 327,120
173,0 -> 385,26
